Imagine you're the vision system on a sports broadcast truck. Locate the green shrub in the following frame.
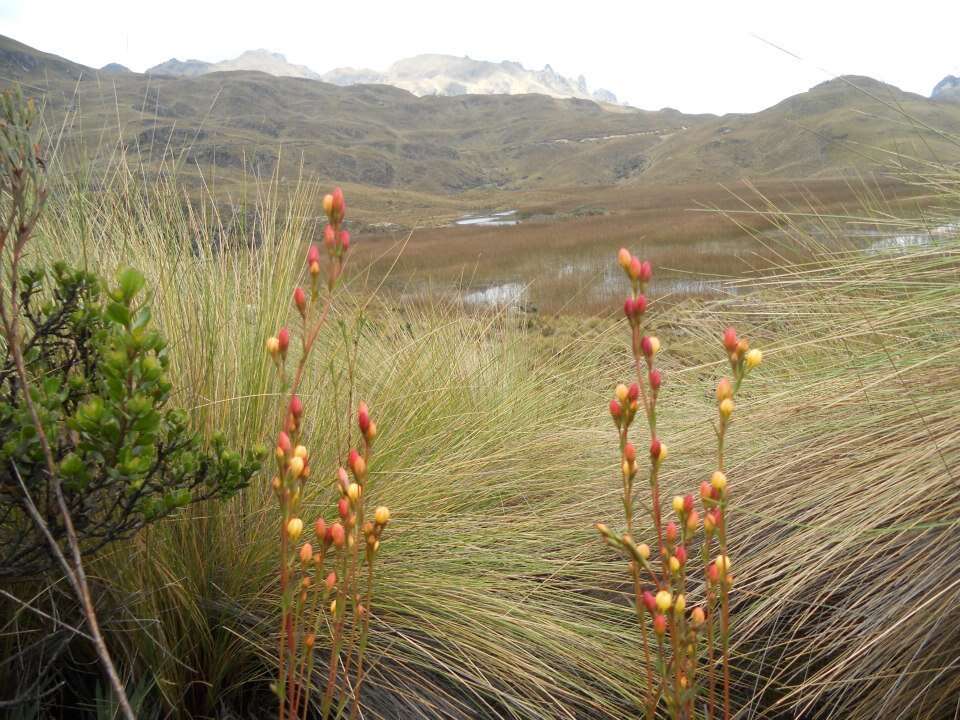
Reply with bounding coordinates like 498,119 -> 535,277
0,261 -> 262,579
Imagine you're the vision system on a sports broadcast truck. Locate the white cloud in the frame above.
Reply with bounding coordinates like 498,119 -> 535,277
3,0 -> 959,114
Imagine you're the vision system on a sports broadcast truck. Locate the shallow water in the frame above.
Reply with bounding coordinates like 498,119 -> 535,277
454,210 -> 519,227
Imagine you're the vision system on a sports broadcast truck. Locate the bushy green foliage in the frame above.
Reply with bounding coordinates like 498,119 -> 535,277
0,260 -> 263,579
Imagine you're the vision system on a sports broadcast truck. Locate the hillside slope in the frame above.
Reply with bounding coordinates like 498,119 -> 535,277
4,35 -> 960,199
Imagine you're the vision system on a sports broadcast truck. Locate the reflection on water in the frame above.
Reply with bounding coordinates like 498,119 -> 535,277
463,282 -> 527,306
862,223 -> 958,253
455,210 -> 519,227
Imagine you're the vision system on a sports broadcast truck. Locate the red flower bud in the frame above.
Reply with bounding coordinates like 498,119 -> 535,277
627,383 -> 640,402
665,521 -> 678,543
623,297 -> 635,319
325,571 -> 337,591
723,327 -> 739,353
330,522 -> 345,547
639,260 -> 653,283
624,442 -> 636,463
307,244 -> 321,266
642,591 -> 657,615
641,336 -> 653,357
707,562 -> 720,583
277,327 -> 290,354
277,431 -> 292,455
609,399 -> 622,420
340,230 -> 350,251
323,224 -> 336,249
338,497 -> 349,519
650,438 -> 662,459
675,546 -> 688,565
314,517 -> 326,539
649,369 -> 662,391
628,256 -> 643,280
634,294 -> 647,315
683,494 -> 695,514
289,394 -> 303,418
293,287 -> 306,314
653,614 -> 667,635
357,401 -> 370,435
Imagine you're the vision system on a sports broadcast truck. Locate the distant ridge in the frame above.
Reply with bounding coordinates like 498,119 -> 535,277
932,75 -> 960,103
147,50 -> 320,80
321,54 -> 619,103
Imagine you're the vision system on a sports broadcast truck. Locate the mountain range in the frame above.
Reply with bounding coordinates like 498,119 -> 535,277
4,33 -> 960,216
145,50 -> 617,103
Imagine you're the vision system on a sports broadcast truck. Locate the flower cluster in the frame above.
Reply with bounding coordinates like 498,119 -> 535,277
267,188 -> 390,720
596,249 -> 762,720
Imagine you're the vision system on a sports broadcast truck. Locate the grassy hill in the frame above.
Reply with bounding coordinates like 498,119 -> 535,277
6,33 -> 960,217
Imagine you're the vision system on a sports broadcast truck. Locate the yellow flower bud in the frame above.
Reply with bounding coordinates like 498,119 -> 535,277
288,456 -> 305,478
347,482 -> 361,503
669,556 -> 680,573
746,348 -> 763,369
375,506 -> 390,525
615,383 -> 629,404
658,443 -> 668,461
294,445 -> 308,459
715,555 -> 731,575
719,398 -> 735,419
648,336 -> 661,355
655,590 -> 672,613
266,336 -> 280,356
672,496 -> 684,514
286,517 -> 303,541
711,471 -> 727,493
674,594 -> 686,615
329,599 -> 337,614
637,543 -> 650,560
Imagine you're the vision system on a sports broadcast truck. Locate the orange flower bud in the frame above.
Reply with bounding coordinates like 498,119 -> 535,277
716,377 -> 733,402
665,521 -> 678,543
323,194 -> 334,216
628,256 -> 643,281
653,613 -> 667,635
686,510 -> 699,532
704,512 -> 715,533
624,442 -> 637,463
691,606 -> 706,627
314,517 -> 326,539
617,247 -> 632,269
266,336 -> 280,356
299,542 -> 313,564
330,522 -> 345,547
325,571 -> 337,591
304,633 -> 316,648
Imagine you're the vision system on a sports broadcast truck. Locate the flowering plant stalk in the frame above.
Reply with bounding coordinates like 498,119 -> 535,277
596,249 -> 762,720
266,188 -> 390,720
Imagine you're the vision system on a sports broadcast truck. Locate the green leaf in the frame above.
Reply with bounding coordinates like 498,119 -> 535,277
105,302 -> 131,327
116,267 -> 145,303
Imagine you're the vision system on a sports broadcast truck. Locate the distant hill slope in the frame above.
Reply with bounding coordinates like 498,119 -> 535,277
321,54 -> 619,103
4,35 -> 960,199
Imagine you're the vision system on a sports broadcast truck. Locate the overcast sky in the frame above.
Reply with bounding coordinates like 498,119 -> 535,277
2,0 -> 959,114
